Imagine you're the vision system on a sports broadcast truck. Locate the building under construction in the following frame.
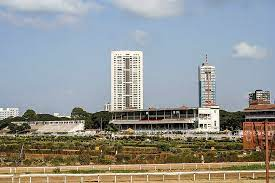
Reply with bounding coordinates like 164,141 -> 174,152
198,55 -> 216,107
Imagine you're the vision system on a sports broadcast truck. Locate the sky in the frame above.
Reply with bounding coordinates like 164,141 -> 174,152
0,0 -> 274,115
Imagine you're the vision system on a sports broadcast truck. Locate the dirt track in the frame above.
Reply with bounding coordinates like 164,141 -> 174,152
0,162 -> 274,182
0,172 -> 274,183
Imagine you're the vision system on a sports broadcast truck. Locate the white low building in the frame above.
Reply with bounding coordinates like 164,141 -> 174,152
53,113 -> 71,118
12,120 -> 85,134
0,108 -> 19,120
197,106 -> 220,132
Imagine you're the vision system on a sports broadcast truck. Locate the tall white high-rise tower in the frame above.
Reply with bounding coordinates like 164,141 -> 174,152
199,54 -> 216,107
111,51 -> 144,111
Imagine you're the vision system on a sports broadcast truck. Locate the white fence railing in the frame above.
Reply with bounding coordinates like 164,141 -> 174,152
0,170 -> 274,183
0,161 -> 274,174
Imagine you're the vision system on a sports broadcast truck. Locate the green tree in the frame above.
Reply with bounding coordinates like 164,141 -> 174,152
71,107 -> 89,119
0,117 -> 12,130
23,109 -> 37,121
91,111 -> 111,129
70,107 -> 112,130
220,110 -> 244,131
7,123 -> 17,133
20,123 -> 31,132
8,123 -> 31,134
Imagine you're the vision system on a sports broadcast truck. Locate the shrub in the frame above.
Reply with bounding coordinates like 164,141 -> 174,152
78,152 -> 91,165
158,143 -> 170,151
53,168 -> 61,173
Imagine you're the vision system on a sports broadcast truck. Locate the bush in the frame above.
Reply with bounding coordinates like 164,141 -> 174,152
116,153 -> 132,163
51,156 -> 65,166
158,143 -> 170,151
53,168 -> 61,173
78,151 -> 91,165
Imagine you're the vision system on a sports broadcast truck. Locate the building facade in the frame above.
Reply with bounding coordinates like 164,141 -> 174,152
12,120 -> 85,134
249,90 -> 271,106
198,106 -> 220,131
111,51 -> 144,111
199,55 -> 216,107
243,104 -> 275,149
110,106 -> 220,133
244,104 -> 275,122
0,108 -> 19,120
104,103 -> 112,112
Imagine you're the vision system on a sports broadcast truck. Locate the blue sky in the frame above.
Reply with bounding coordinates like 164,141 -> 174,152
0,0 -> 274,114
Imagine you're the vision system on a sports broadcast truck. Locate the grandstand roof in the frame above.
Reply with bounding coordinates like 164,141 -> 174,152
244,104 -> 275,111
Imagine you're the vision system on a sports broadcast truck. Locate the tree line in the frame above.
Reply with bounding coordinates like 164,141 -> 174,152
70,107 -> 116,131
0,108 -> 116,133
0,108 -> 244,133
220,110 -> 245,131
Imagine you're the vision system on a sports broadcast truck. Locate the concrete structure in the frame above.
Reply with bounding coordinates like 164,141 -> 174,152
198,106 -> 220,131
111,51 -> 143,111
12,120 -> 85,134
199,55 -> 216,107
104,103 -> 112,112
110,106 -> 220,133
244,104 -> 275,122
249,90 -> 271,106
0,108 -> 19,120
53,113 -> 71,118
243,104 -> 275,150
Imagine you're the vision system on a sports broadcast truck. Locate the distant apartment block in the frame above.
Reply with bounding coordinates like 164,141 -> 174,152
199,55 -> 216,107
0,108 -> 19,120
111,51 -> 144,111
249,90 -> 271,105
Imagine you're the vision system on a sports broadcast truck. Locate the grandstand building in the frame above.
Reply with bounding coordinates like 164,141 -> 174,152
244,104 -> 275,122
12,120 -> 85,134
243,104 -> 275,150
110,106 -> 220,133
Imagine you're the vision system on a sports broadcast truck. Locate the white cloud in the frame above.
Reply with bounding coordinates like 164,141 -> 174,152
232,42 -> 270,60
0,0 -> 102,15
0,0 -> 103,28
113,0 -> 183,18
0,10 -> 80,28
133,30 -> 149,46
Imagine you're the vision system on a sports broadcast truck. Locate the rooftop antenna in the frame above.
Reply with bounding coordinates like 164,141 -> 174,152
205,54 -> 208,63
